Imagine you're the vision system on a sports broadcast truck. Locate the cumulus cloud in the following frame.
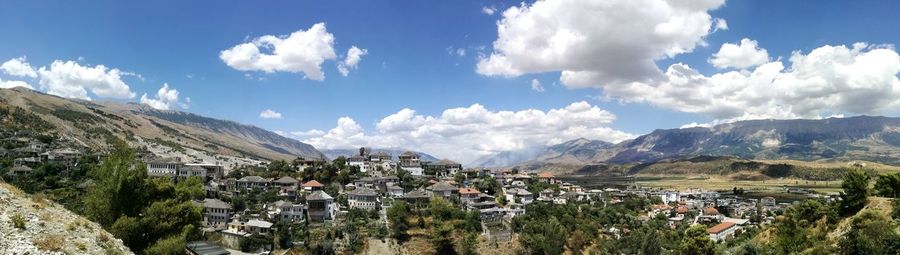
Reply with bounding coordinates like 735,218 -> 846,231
0,78 -> 33,90
1,57 -> 37,78
259,109 -> 283,119
140,83 -> 186,110
288,101 -> 635,163
337,46 -> 368,76
220,23 -> 338,81
477,0 -> 725,87
612,43 -> 900,121
37,60 -> 136,100
530,79 -> 545,92
709,38 -> 770,69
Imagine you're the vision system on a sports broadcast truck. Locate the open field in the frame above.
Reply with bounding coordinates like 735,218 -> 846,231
633,174 -> 844,193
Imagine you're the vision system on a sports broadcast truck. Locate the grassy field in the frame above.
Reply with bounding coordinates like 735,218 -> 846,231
633,174 -> 844,193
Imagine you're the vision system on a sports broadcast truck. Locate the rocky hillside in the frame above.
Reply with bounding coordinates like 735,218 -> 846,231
0,87 -> 324,161
604,116 -> 900,164
0,181 -> 132,254
472,138 -> 613,168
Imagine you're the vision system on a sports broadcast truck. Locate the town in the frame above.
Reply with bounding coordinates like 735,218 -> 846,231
1,136 -> 822,254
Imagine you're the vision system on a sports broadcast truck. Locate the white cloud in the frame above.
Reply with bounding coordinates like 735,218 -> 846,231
713,18 -> 728,32
477,0 -> 725,87
709,38 -> 770,69
482,6 -> 497,15
259,109 -> 283,119
1,57 -> 37,78
37,60 -> 136,100
530,79 -> 544,92
288,101 -> 634,163
611,43 -> 900,121
337,46 -> 368,76
220,23 -> 338,81
140,83 -> 186,110
0,78 -> 33,90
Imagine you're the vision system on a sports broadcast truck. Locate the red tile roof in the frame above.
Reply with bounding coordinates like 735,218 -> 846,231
538,172 -> 555,178
707,222 -> 736,234
302,180 -> 324,187
704,207 -> 720,215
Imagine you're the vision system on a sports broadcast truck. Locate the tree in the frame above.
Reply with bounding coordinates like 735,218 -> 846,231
677,225 -> 715,255
839,210 -> 900,254
459,233 -> 479,255
519,217 -> 567,255
874,172 -> 900,198
387,200 -> 411,242
84,140 -> 149,227
430,220 -> 456,255
840,168 -> 870,216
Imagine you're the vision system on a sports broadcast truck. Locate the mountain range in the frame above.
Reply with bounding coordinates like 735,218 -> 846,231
0,87 -> 324,161
476,116 -> 900,171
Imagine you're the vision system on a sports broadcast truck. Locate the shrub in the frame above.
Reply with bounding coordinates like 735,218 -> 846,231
11,213 -> 25,229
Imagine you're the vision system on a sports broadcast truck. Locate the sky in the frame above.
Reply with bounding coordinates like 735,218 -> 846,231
2,0 -> 900,163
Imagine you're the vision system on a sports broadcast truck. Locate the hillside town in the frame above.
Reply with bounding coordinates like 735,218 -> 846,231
2,143 -> 809,254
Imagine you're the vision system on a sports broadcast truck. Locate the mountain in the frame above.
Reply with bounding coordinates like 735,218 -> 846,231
0,87 -> 324,162
602,116 -> 900,165
321,148 -> 440,162
471,138 -> 614,168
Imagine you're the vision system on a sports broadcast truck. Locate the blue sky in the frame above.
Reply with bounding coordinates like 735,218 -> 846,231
3,0 -> 900,162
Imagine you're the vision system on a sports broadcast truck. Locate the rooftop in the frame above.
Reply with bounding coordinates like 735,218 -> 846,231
707,222 -> 736,234
349,187 -> 379,197
302,180 -> 324,187
274,176 -> 299,184
203,198 -> 232,209
307,190 -> 333,200
459,188 -> 480,194
186,241 -> 230,255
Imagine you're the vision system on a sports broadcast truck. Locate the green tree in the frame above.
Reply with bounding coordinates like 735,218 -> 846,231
874,172 -> 900,198
83,140 -> 149,227
839,210 -> 900,254
387,200 -> 411,242
459,233 -> 479,255
519,217 -> 567,255
677,225 -> 715,255
840,168 -> 870,216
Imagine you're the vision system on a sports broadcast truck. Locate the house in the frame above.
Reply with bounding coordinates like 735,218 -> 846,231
235,176 -> 269,191
293,157 -> 322,172
147,157 -> 183,177
273,176 -> 300,189
269,200 -> 306,223
6,165 -> 32,177
761,196 -> 777,208
347,155 -> 372,173
227,219 -> 274,236
459,188 -> 481,205
427,182 -> 458,200
348,187 -> 380,210
201,198 -> 232,229
699,207 -> 724,223
402,189 -> 432,206
707,222 -> 738,241
386,184 -> 404,198
538,172 -> 556,184
40,148 -> 82,167
302,180 -> 325,192
504,188 -> 533,204
423,159 -> 462,177
306,190 -> 335,221
185,163 -> 225,180
398,151 -> 424,176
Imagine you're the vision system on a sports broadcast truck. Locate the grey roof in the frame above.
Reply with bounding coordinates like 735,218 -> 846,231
427,182 -> 457,192
404,189 -> 432,199
186,241 -> 230,255
238,176 -> 267,182
349,187 -> 379,197
10,165 -> 32,172
203,198 -> 232,209
400,151 -> 418,157
147,157 -> 182,164
436,159 -> 460,165
307,190 -> 333,201
246,219 -> 273,228
274,176 -> 299,184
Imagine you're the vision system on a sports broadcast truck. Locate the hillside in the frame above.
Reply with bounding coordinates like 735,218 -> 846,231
0,181 -> 132,254
472,138 -> 613,168
0,87 -> 324,162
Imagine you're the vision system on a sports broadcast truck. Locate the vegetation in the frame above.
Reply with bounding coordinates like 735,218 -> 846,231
10,213 -> 25,229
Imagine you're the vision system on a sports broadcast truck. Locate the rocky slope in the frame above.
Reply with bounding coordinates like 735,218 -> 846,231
0,182 -> 132,254
472,138 -> 614,168
0,87 -> 324,161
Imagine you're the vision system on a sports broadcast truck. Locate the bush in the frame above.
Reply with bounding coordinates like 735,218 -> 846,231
11,213 -> 25,229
